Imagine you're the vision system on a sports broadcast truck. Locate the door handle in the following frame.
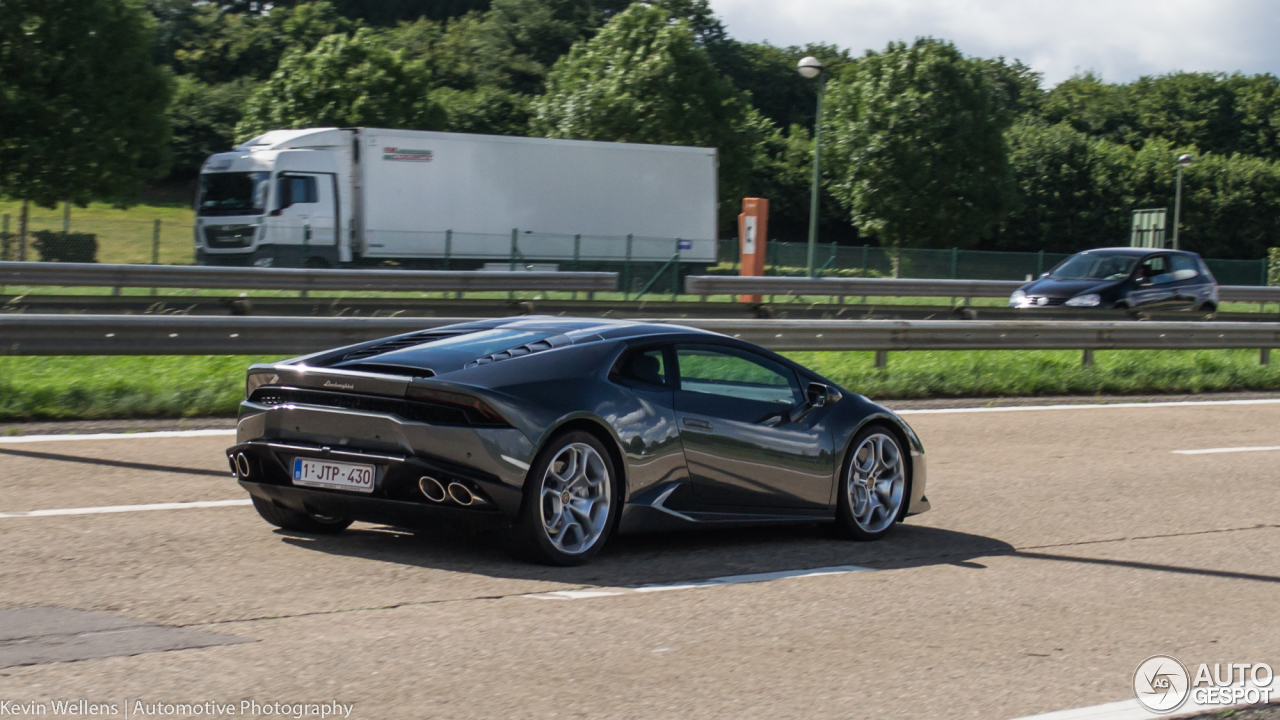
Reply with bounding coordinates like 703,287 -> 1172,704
682,417 -> 713,431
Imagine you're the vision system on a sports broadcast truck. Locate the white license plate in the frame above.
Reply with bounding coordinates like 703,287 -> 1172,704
291,458 -> 376,493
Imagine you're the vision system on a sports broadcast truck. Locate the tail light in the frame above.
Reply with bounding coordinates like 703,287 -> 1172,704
406,386 -> 508,426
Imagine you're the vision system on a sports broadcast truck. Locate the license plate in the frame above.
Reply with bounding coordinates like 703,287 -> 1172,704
291,458 -> 376,493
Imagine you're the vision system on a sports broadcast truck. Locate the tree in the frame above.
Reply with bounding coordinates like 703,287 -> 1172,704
236,29 -> 444,138
167,77 -> 258,179
0,0 -> 173,207
993,120 -> 1133,253
823,39 -> 1016,250
530,3 -> 760,226
167,1 -> 356,84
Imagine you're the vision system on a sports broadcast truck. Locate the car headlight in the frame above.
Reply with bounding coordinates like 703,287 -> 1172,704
245,370 -> 280,398
1065,293 -> 1101,307
1009,290 -> 1026,307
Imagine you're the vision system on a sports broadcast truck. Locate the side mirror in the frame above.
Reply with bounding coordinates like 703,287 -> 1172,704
806,382 -> 829,408
1040,272 -> 1049,278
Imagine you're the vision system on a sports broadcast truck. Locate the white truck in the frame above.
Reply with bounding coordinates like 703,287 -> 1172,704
194,127 -> 719,271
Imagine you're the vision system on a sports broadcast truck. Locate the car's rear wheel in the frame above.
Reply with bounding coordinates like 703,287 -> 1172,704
506,431 -> 617,566
251,496 -> 352,534
835,425 -> 909,541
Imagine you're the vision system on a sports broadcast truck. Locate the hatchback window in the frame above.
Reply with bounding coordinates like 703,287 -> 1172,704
675,346 -> 801,405
1139,256 -> 1172,284
1050,253 -> 1138,281
1169,254 -> 1200,281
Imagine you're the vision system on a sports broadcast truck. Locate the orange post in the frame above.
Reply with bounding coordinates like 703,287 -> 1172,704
738,198 -> 768,303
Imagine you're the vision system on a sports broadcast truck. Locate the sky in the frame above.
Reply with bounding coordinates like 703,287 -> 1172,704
707,0 -> 1280,87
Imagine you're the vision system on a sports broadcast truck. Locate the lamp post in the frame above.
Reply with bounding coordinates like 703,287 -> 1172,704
1173,153 -> 1193,250
798,56 -> 825,277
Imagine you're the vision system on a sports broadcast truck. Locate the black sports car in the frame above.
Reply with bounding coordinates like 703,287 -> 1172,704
228,317 -> 930,565
1010,247 -> 1219,311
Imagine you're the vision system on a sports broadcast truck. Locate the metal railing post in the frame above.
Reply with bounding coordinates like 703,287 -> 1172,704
1,214 -> 8,262
1037,250 -> 1044,277
509,228 -> 518,300
573,233 -> 581,300
860,244 -> 869,304
622,234 -> 633,300
1082,349 -> 1095,367
1262,348 -> 1271,365
874,350 -> 888,368
151,219 -> 161,296
444,229 -> 452,271
672,239 -> 681,300
18,200 -> 28,262
62,202 -> 70,235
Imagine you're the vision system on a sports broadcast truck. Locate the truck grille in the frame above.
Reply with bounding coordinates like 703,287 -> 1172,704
204,225 -> 256,248
248,387 -> 508,428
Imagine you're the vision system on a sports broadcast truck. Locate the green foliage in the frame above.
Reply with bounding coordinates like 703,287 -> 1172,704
824,38 -> 1016,249
166,2 -> 356,84
236,29 -> 445,139
31,230 -> 98,262
167,76 -> 258,178
0,0 -> 173,208
531,4 -> 760,226
995,119 -> 1133,252
744,123 -> 852,243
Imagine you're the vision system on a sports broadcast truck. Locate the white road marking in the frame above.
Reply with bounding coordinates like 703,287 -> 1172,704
528,564 -> 874,601
1172,445 -> 1280,455
896,398 -> 1280,415
0,429 -> 236,444
0,499 -> 252,519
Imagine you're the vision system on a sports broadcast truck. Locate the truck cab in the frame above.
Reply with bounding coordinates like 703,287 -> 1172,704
195,128 -> 354,267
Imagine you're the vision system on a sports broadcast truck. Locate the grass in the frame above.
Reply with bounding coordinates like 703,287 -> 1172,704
0,355 -> 283,421
1,349 -> 1278,421
0,199 -> 196,265
787,348 -> 1280,399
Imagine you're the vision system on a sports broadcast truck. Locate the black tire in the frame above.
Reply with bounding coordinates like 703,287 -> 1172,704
1198,302 -> 1217,313
251,496 -> 352,534
505,431 -> 619,566
835,424 -> 911,541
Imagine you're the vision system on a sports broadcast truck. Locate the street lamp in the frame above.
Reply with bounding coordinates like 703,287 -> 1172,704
798,56 -> 825,277
1173,153 -> 1193,250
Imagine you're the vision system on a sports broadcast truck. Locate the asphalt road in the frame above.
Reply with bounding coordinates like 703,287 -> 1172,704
0,400 -> 1277,719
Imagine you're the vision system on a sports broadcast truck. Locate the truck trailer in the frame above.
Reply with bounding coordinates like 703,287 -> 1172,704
194,127 -> 719,270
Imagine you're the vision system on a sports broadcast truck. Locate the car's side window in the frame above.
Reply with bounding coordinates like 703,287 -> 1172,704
615,347 -> 669,388
1170,254 -> 1200,282
1140,255 -> 1172,284
675,345 -> 802,406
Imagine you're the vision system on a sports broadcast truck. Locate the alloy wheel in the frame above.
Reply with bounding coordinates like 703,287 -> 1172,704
539,443 -> 612,555
847,432 -> 905,534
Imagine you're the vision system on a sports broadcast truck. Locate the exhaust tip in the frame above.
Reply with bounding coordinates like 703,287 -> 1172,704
447,482 -> 474,506
419,476 -> 446,503
235,453 -> 251,478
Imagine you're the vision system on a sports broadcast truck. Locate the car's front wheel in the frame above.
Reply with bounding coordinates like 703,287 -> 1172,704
251,496 -> 352,534
506,431 -> 617,566
835,425 -> 909,541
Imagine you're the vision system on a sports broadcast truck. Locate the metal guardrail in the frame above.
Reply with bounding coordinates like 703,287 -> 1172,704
0,261 -> 618,293
684,275 -> 1280,304
3,314 -> 1280,358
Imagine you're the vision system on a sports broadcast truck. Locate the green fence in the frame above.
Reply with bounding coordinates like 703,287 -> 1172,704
718,240 -> 1271,287
0,212 -> 1272,294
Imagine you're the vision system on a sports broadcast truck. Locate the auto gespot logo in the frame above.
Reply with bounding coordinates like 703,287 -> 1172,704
383,147 -> 432,162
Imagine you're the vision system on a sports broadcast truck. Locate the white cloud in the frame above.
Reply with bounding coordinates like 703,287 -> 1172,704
707,0 -> 1280,86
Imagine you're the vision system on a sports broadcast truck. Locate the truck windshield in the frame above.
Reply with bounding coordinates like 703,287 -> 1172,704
1050,253 -> 1139,281
197,172 -> 270,216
